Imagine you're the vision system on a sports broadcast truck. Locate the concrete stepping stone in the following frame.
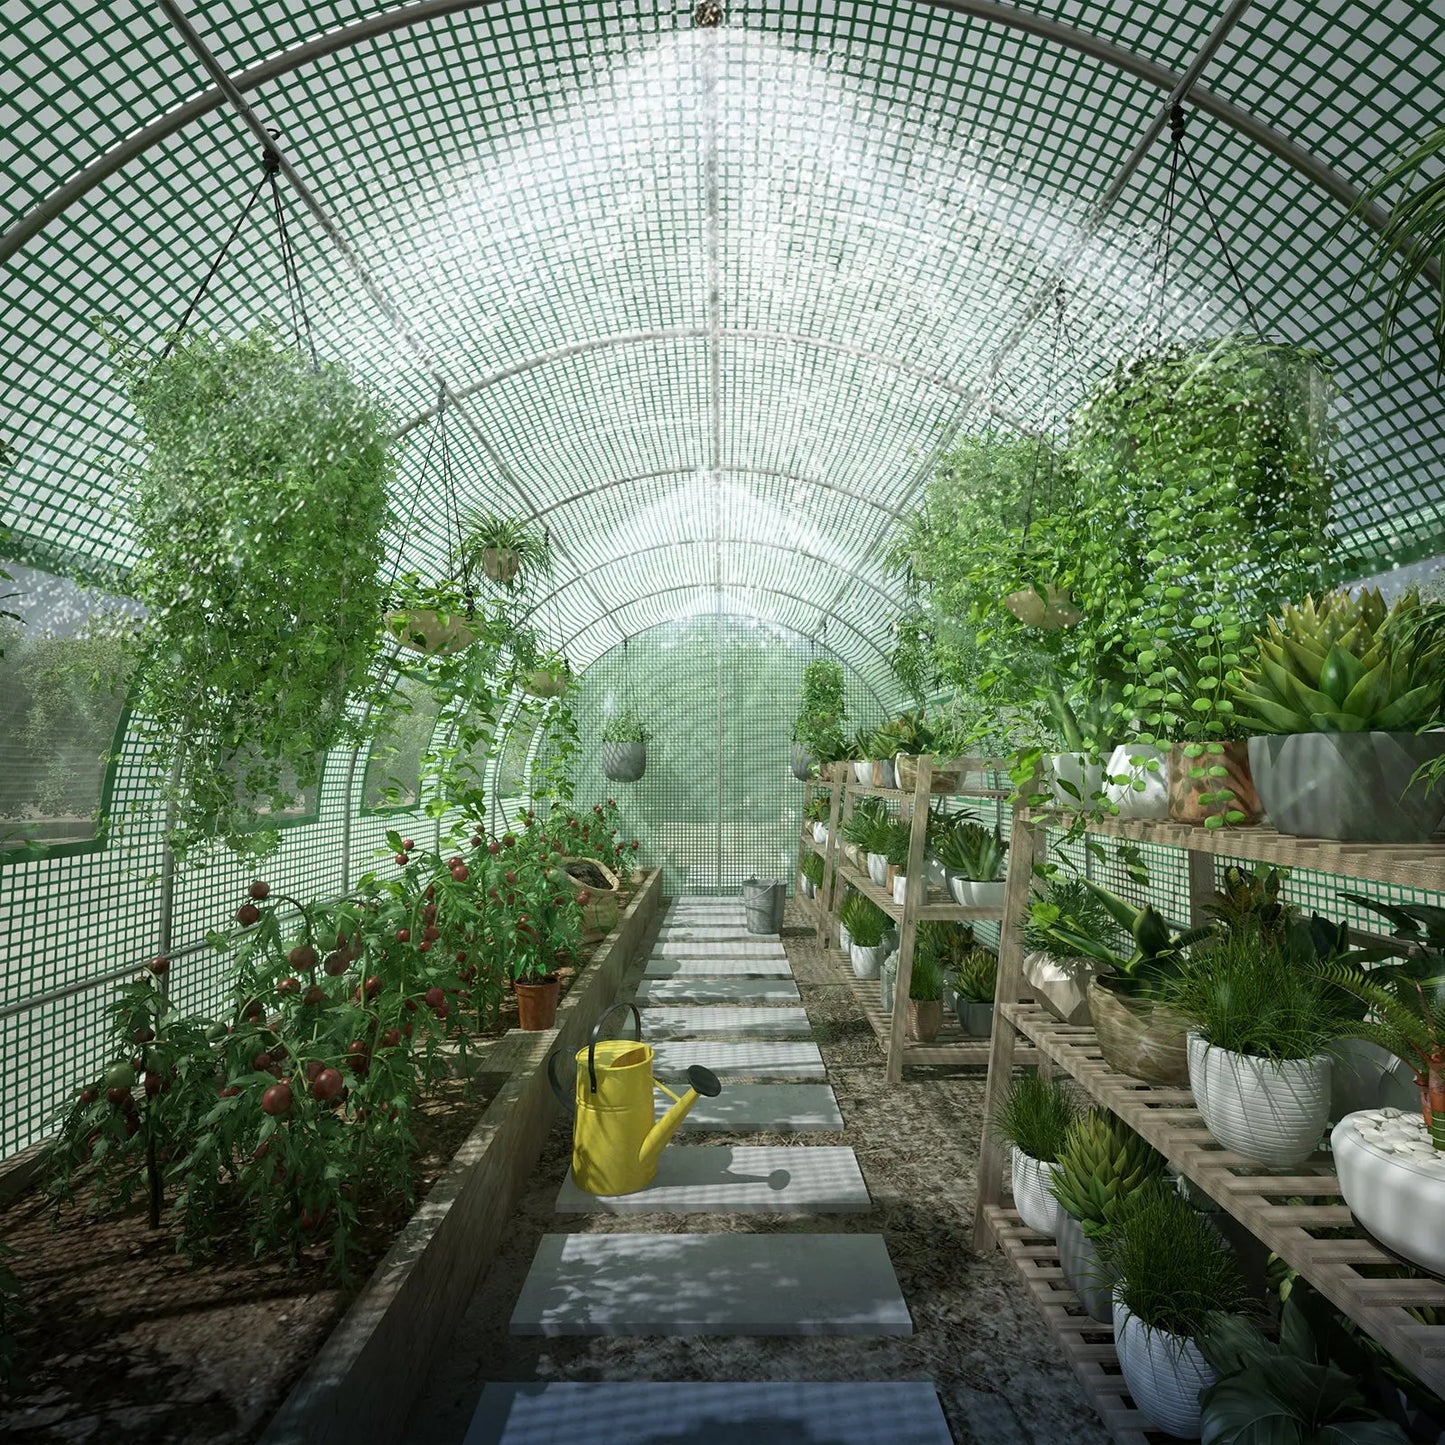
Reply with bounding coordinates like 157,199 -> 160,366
465,1381 -> 952,1444
555,1145 -> 869,1214
638,1005 -> 812,1038
659,925 -> 771,941
509,1232 -> 912,1336
643,958 -> 794,979
634,977 -> 802,1005
654,937 -> 785,955
662,1083 -> 845,1133
650,1039 -> 825,1081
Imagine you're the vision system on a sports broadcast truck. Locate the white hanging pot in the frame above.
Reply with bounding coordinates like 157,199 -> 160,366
1103,743 -> 1170,819
1006,582 -> 1082,629
1010,1149 -> 1060,1237
1332,1110 -> 1445,1278
1186,1033 -> 1331,1167
866,852 -> 889,887
849,941 -> 888,981
1113,1297 -> 1217,1438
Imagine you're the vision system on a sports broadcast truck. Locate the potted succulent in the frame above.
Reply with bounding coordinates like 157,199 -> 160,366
798,850 -> 825,900
996,1071 -> 1081,1237
840,893 -> 891,980
852,811 -> 895,888
880,818 -> 911,892
1231,587 -> 1445,842
891,712 -> 964,794
1035,880 -> 1212,1085
907,950 -> 945,1043
458,511 -> 551,592
1170,938 -> 1342,1167
864,726 -> 899,790
1048,1110 -> 1167,1323
846,727 -> 875,787
791,659 -> 847,781
1019,874 -> 1118,1026
601,706 -> 649,781
934,821 -> 1007,907
1098,1181 -> 1250,1437
839,796 -> 884,868
950,947 -> 998,1037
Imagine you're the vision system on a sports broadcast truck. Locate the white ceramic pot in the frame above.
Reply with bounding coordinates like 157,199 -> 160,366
1104,743 -> 1170,819
867,852 -> 889,887
926,855 -> 947,889
1333,1109 -> 1445,1277
1187,1033 -> 1331,1167
882,926 -> 899,952
1022,951 -> 1098,1026
880,951 -> 898,1012
800,876 -> 815,898
965,879 -> 1007,908
1010,1149 -> 1060,1237
892,874 -> 909,905
812,821 -> 828,844
1113,1297 -> 1217,1438
1048,751 -> 1104,809
853,760 -> 872,786
849,941 -> 889,980
838,922 -> 852,951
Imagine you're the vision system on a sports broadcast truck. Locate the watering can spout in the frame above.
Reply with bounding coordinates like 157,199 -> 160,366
640,1064 -> 722,1172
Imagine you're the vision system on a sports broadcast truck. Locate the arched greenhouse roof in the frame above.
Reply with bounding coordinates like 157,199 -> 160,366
2,0 -> 1443,696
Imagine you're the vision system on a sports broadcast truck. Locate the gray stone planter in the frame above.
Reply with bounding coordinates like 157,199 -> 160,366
955,998 -> 994,1038
1055,1212 -> 1113,1323
790,743 -> 816,780
1249,731 -> 1445,843
601,740 -> 647,782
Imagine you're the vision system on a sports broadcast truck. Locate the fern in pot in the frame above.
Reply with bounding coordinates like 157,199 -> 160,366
934,821 -> 1007,907
601,706 -> 649,782
996,1072 -> 1080,1237
1048,1110 -> 1166,1323
1170,938 -> 1345,1166
1098,1181 -> 1250,1437
839,893 -> 891,980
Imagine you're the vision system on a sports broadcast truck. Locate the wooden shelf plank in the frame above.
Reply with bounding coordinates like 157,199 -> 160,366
829,857 -> 1004,925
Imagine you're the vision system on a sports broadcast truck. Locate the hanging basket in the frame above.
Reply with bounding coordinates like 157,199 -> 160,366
1005,582 -> 1081,630
384,607 -> 476,656
602,740 -> 647,782
524,667 -> 571,698
482,546 -> 521,588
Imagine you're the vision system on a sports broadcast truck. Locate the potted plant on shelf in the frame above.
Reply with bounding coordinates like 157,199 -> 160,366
601,706 -> 649,782
458,511 -> 551,592
839,893 -> 891,981
881,818 -> 911,895
996,1071 -> 1081,1237
1169,938 -> 1343,1167
852,810 -> 895,888
846,727 -> 874,787
934,822 -> 1006,907
907,950 -> 945,1043
791,659 -> 847,780
1019,874 -> 1120,1026
804,794 -> 831,844
1039,675 -> 1118,810
890,711 -> 960,794
1047,1110 -> 1167,1323
1230,587 -> 1445,842
864,726 -> 899,790
1098,1180 -> 1250,1437
950,947 -> 998,1037
798,850 -> 825,900
838,799 -> 881,869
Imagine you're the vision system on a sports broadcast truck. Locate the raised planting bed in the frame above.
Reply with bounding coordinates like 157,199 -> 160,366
0,869 -> 661,1445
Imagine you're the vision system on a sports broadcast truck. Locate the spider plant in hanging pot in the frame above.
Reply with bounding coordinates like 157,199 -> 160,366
601,707 -> 649,782
383,573 -> 479,656
459,510 -> 552,592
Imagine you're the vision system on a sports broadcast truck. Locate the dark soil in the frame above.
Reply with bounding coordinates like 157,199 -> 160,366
563,860 -> 613,890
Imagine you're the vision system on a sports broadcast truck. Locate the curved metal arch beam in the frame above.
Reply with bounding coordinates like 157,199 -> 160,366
0,0 -> 1423,287
518,537 -> 907,623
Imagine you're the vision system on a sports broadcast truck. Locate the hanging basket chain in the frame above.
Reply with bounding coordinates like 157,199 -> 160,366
264,147 -> 318,369
1019,281 -> 1069,555
382,387 -> 443,599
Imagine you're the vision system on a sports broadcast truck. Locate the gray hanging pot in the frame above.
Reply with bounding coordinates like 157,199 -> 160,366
790,743 -> 816,780
602,740 -> 647,782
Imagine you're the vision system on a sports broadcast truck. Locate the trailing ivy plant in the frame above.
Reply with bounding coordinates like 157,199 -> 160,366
791,658 -> 847,762
111,327 -> 397,859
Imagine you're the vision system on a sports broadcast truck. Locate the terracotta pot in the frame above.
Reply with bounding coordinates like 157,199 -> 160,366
561,857 -> 622,941
383,607 -> 476,656
1005,582 -> 1081,629
907,997 -> 943,1042
895,753 -> 963,794
1167,741 -> 1262,824
482,546 -> 521,587
1087,976 -> 1189,1086
515,975 -> 560,1030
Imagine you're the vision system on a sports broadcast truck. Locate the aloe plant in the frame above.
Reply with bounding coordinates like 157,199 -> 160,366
934,821 -> 1006,880
1049,1109 -> 1166,1238
950,947 -> 998,1004
1230,587 -> 1445,734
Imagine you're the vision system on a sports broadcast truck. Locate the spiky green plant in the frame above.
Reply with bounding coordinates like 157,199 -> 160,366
933,821 -> 1006,880
1019,874 -> 1121,955
996,1072 -> 1080,1163
838,891 -> 890,949
458,511 -> 552,589
880,818 -> 912,868
1049,1109 -> 1167,1239
1230,587 -> 1445,734
908,950 -> 943,1001
799,851 -> 825,887
950,947 -> 998,1004
840,796 -> 887,847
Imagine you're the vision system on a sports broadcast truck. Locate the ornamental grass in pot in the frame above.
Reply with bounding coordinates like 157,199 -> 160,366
1097,1181 -> 1249,1438
1230,587 -> 1445,842
906,951 -> 944,1043
996,1071 -> 1081,1237
1170,939 -> 1343,1167
840,893 -> 891,981
934,821 -> 1007,907
1047,1110 -> 1166,1323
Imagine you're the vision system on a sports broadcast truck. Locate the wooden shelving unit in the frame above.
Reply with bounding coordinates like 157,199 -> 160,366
797,756 -> 1023,1081
975,806 -> 1445,1409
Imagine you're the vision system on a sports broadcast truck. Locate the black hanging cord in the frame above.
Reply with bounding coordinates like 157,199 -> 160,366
1019,282 -> 1068,551
383,397 -> 443,598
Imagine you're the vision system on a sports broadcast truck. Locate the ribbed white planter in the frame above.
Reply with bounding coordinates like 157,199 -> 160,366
1011,1149 -> 1060,1237
1333,1110 -> 1445,1277
948,873 -> 1008,908
867,852 -> 889,887
1187,1033 -> 1331,1166
1022,951 -> 1098,1026
853,761 -> 872,785
1114,1297 -> 1217,1438
849,941 -> 889,980
1104,743 -> 1170,819
1048,750 -> 1104,809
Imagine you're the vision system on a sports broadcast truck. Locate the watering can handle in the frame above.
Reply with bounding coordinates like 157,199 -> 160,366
546,1048 -> 575,1115
587,1001 -> 642,1094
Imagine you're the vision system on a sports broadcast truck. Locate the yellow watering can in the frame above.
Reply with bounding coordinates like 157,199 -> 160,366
548,1002 -> 722,1196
